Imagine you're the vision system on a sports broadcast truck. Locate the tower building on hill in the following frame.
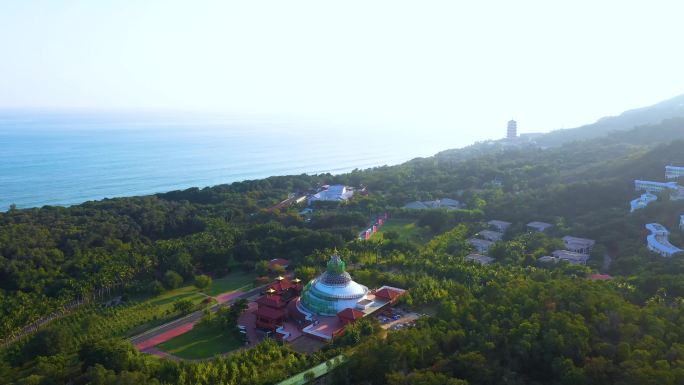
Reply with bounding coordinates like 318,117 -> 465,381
507,119 -> 517,139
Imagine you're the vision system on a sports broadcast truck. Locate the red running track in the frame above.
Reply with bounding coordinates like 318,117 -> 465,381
135,320 -> 198,350
134,290 -> 243,351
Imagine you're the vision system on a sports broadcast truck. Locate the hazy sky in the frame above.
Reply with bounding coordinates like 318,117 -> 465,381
2,0 -> 684,143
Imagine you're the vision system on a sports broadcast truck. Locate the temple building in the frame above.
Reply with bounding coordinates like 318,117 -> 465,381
298,255 -> 369,316
254,276 -> 302,333
248,254 -> 406,344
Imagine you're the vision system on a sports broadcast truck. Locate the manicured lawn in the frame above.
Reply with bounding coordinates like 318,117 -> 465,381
375,219 -> 426,243
157,323 -> 245,359
205,271 -> 255,296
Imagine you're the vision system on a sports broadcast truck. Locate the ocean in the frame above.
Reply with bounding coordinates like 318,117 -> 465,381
0,111 -> 457,210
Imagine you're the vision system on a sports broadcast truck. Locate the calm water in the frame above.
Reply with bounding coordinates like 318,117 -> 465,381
0,111 -> 456,210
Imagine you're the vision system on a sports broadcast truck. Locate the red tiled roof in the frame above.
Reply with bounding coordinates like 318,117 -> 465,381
269,279 -> 294,292
374,287 -> 403,301
255,306 -> 285,320
257,295 -> 284,308
337,308 -> 364,321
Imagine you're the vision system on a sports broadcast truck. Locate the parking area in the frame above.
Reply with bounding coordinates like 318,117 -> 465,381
378,308 -> 422,331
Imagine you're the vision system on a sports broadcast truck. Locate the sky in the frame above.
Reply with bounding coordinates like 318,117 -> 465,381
1,0 -> 684,144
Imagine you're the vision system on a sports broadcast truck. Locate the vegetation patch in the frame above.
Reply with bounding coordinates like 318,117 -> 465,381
156,323 -> 244,359
374,219 -> 426,243
204,272 -> 255,296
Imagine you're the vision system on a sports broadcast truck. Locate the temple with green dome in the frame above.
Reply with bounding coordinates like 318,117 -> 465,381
298,254 -> 369,316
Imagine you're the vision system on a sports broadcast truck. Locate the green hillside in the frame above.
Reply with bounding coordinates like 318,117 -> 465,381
2,111 -> 684,384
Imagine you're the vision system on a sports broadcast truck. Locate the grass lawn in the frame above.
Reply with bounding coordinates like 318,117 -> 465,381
205,271 -> 255,296
147,287 -> 208,309
157,323 -> 244,359
127,272 -> 254,337
375,219 -> 426,243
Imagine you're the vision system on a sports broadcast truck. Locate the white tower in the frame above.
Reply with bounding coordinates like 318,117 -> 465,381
507,120 -> 517,139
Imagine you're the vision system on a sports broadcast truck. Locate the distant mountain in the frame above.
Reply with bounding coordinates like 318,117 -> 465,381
536,93 -> 684,147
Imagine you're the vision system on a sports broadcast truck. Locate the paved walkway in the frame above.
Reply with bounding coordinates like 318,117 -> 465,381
215,290 -> 243,304
237,302 -> 260,346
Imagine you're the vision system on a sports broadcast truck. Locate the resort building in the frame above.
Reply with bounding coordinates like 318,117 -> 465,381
402,198 -> 461,210
666,165 -> 684,180
630,193 -> 658,213
537,256 -> 557,264
562,236 -> 595,254
672,186 -> 684,201
645,223 -> 683,257
477,230 -> 504,242
527,221 -> 552,233
507,120 -> 517,139
551,250 -> 590,265
488,220 -> 512,233
308,185 -> 354,203
468,238 -> 493,253
634,180 -> 680,193
465,254 -> 495,265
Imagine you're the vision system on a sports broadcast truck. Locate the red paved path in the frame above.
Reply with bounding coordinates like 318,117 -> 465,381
135,320 -> 199,350
132,290 -> 245,351
216,291 -> 243,304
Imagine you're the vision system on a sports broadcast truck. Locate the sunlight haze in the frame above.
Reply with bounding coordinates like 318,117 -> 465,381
1,0 -> 684,144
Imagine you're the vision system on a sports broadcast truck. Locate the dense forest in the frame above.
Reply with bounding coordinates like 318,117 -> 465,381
2,119 -> 684,384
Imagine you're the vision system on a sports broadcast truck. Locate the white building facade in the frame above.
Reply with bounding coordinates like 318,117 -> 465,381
488,220 -> 511,233
645,223 -> 683,257
308,185 -> 354,204
634,180 -> 679,193
551,250 -> 590,265
666,166 -> 684,180
562,236 -> 595,254
527,221 -> 552,232
630,193 -> 658,213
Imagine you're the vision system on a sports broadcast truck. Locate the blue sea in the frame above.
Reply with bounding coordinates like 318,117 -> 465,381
0,110 -> 457,210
